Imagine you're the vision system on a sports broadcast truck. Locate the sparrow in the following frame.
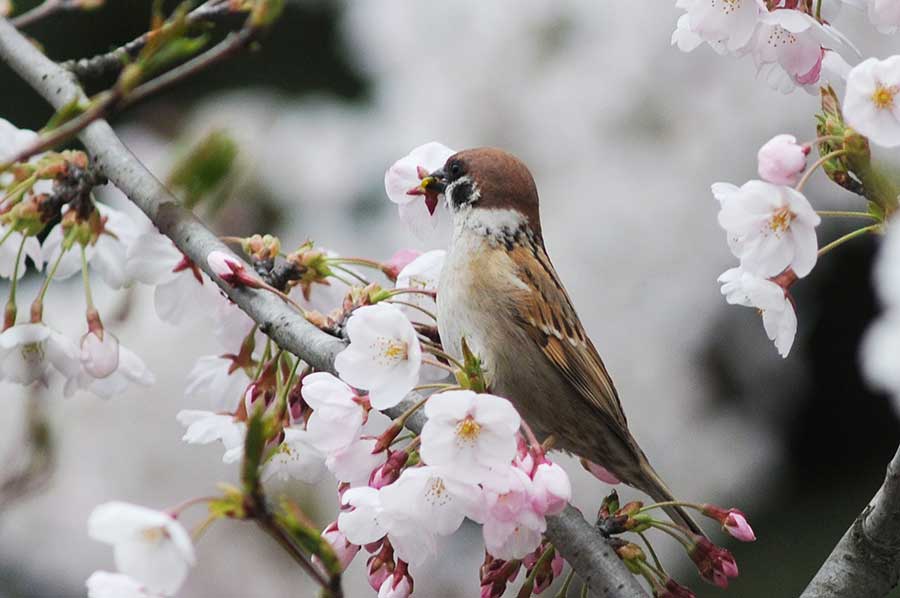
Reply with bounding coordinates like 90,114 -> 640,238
426,147 -> 704,536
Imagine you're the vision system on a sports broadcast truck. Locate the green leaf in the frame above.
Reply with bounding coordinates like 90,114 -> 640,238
241,406 -> 266,494
167,131 -> 238,209
42,98 -> 87,132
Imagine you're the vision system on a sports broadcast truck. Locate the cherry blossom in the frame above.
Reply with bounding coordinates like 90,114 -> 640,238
326,437 -> 387,486
87,502 -> 195,596
42,204 -> 140,289
382,248 -> 421,280
319,522 -> 360,572
0,322 -> 80,385
384,141 -> 455,236
301,372 -> 366,453
386,465 -> 481,536
673,0 -> 765,54
395,249 -> 444,323
0,117 -> 38,165
530,461 -> 572,516
718,266 -> 798,357
184,355 -> 251,412
338,485 -> 436,566
334,303 -> 422,410
127,232 -> 218,325
844,0 -> 900,34
757,134 -> 809,186
176,409 -> 246,464
86,572 -> 165,598
0,230 -> 42,279
714,180 -> 820,278
80,329 -> 120,379
420,390 -> 521,484
702,504 -> 756,542
480,466 -> 546,560
263,428 -> 327,483
748,10 -> 845,93
378,568 -> 413,598
65,345 -> 154,399
844,56 -> 900,148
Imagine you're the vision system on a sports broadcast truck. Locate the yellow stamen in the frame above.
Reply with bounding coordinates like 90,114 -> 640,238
769,206 -> 793,234
455,417 -> 481,446
872,84 -> 897,110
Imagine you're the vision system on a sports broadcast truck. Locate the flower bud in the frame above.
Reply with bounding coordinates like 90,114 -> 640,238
320,522 -> 359,572
378,560 -> 413,598
701,504 -> 756,542
382,249 -> 421,281
659,578 -> 696,598
689,537 -> 739,588
207,250 -> 262,289
757,134 -> 809,186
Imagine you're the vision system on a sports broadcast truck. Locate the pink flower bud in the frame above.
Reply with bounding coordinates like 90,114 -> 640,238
757,134 -> 810,186
378,560 -> 413,598
701,505 -> 756,542
382,249 -> 421,281
660,578 -> 696,598
369,450 -> 408,489
531,462 -> 571,516
322,522 -> 360,571
207,250 -> 260,288
689,537 -> 739,588
580,458 -> 621,485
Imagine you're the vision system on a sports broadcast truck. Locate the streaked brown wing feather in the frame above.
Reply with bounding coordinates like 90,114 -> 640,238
509,240 -> 629,429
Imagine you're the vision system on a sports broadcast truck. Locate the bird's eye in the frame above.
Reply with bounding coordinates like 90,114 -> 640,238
449,161 -> 463,179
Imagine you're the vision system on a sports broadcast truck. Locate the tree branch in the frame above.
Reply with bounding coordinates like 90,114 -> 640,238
0,16 -> 647,598
801,445 -> 900,598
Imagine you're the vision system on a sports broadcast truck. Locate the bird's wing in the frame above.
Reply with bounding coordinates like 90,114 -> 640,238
509,239 -> 629,429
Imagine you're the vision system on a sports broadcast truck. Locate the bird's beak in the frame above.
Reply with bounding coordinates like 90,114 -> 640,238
421,168 -> 447,194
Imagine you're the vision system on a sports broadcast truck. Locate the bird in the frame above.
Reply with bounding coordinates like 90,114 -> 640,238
425,147 -> 705,536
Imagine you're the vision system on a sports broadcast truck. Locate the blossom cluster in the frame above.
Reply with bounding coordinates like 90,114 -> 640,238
672,0 -> 870,94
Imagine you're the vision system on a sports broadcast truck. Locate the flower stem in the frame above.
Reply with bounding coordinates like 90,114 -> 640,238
386,287 -> 437,299
31,235 -> 71,323
795,149 -> 850,193
413,383 -> 458,391
638,531 -> 667,579
520,544 -> 555,594
0,226 -> 16,249
330,263 -> 369,285
166,495 -> 216,517
817,224 -> 882,257
647,520 -> 693,550
815,0 -> 823,20
816,210 -> 880,220
387,299 -> 436,322
191,513 -> 217,543
421,357 -> 456,373
329,257 -> 383,270
4,234 -> 28,328
554,568 -> 576,598
80,244 -> 94,311
421,345 -> 465,369
637,500 -> 702,515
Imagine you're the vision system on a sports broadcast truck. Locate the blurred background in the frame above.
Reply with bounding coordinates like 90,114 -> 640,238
1,1 -> 899,596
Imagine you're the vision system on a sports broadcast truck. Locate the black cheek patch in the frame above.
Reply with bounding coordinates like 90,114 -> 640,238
450,180 -> 475,208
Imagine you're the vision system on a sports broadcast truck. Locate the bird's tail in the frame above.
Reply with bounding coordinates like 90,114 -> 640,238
636,459 -> 708,539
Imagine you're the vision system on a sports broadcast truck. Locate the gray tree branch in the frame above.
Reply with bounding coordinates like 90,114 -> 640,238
801,445 -> 900,598
0,16 -> 647,598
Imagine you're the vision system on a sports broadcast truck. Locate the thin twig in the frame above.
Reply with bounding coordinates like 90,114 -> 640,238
11,0 -> 64,28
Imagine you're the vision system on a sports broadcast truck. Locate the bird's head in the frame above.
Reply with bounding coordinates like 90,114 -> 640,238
423,147 -> 542,236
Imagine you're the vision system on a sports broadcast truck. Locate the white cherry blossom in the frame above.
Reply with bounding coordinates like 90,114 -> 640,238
395,249 -> 444,324
301,372 -> 366,453
184,355 -> 251,413
844,56 -> 900,148
338,485 -> 436,566
176,409 -> 246,463
42,204 -> 140,289
325,436 -> 387,486
127,232 -> 219,325
530,461 -> 572,517
86,572 -> 165,598
334,303 -> 422,410
420,390 -> 521,484
0,117 -> 38,165
263,428 -> 327,483
0,323 -> 80,385
87,502 -> 195,596
65,345 -> 154,399
0,230 -> 42,279
386,466 -> 481,536
673,0 -> 765,54
719,266 -> 798,357
378,574 -> 412,598
862,226 -> 900,406
715,180 -> 820,278
80,329 -> 120,379
384,142 -> 455,236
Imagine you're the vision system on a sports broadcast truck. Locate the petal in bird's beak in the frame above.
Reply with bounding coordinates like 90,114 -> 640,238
405,167 -> 447,215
